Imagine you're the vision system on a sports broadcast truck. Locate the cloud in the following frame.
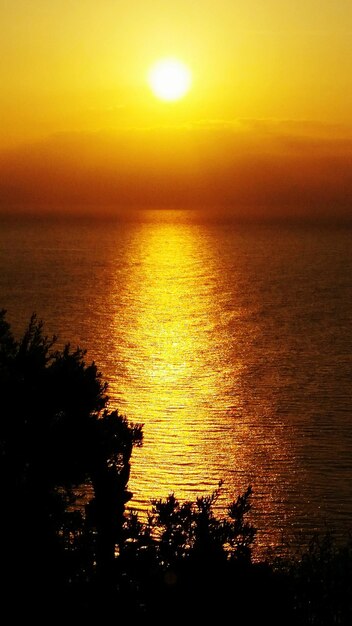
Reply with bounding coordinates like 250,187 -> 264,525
0,121 -> 352,221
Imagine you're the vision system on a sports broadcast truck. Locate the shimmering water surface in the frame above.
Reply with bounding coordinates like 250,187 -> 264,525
1,213 -> 351,553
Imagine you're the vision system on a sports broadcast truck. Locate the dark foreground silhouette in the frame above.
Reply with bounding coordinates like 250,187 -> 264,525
0,310 -> 351,623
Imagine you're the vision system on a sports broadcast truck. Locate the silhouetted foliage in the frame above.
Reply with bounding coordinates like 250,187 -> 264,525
0,310 -> 142,597
121,482 -> 255,568
111,482 -> 260,619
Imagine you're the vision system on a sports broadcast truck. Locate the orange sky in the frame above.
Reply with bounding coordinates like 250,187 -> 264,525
1,0 -> 352,220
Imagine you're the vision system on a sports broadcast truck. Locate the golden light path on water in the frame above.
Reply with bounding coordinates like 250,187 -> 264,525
107,216 -> 298,553
2,214 -> 351,555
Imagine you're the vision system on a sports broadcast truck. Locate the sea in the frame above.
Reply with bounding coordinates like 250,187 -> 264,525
0,211 -> 351,556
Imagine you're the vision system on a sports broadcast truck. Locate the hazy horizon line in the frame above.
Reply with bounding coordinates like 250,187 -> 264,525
1,208 -> 351,228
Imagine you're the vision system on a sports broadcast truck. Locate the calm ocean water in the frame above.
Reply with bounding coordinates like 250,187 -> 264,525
0,213 -> 351,554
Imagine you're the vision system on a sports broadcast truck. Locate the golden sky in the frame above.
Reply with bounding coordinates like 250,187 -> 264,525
1,0 -> 352,218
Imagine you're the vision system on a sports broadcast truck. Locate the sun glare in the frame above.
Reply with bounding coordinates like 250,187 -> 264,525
148,58 -> 192,102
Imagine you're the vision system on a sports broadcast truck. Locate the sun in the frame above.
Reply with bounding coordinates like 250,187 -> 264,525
148,58 -> 192,102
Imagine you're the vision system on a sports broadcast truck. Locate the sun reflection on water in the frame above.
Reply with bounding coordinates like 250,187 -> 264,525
107,217 -> 294,555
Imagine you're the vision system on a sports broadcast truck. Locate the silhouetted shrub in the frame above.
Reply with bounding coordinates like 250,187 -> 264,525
113,482 -> 260,618
123,481 -> 255,567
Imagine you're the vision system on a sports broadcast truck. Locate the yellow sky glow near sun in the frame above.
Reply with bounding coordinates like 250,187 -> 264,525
0,0 -> 352,219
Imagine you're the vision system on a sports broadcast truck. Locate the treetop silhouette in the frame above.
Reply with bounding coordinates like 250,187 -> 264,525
0,310 -> 143,579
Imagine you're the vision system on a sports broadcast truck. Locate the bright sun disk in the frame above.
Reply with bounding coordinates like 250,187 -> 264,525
148,58 -> 192,102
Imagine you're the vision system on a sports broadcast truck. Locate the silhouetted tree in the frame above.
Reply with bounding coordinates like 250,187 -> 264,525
0,310 -> 142,593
